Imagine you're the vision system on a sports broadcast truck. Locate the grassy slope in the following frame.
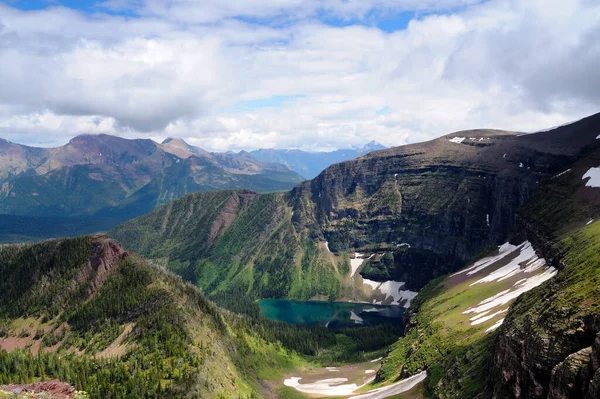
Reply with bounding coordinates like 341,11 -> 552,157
506,221 -> 600,332
374,265 -> 498,398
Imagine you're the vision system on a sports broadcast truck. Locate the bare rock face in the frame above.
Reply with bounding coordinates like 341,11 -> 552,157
75,234 -> 130,295
548,346 -> 593,399
0,380 -> 78,398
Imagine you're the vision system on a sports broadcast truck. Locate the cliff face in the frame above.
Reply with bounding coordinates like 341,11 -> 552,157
486,144 -> 600,399
492,315 -> 600,398
293,115 -> 600,289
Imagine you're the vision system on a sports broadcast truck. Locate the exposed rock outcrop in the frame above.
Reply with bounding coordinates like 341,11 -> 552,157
0,380 -> 78,399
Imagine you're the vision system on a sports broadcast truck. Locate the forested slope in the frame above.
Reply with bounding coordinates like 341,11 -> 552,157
0,235 -> 273,398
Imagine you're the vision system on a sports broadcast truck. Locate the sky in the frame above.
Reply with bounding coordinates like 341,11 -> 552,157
0,0 -> 599,151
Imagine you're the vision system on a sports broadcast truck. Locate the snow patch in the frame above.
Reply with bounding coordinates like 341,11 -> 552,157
486,214 -> 490,227
485,318 -> 505,333
458,241 -> 557,320
471,308 -> 508,326
365,370 -> 376,374
519,162 -> 524,168
587,219 -> 594,225
370,357 -> 383,363
553,169 -> 571,179
350,253 -> 365,277
284,377 -> 373,396
362,279 -> 418,307
362,279 -> 381,290
449,137 -> 465,144
469,310 -> 491,322
325,241 -> 331,252
452,242 -> 517,276
464,267 -> 556,316
470,242 -> 544,284
349,371 -> 427,399
583,167 -> 600,187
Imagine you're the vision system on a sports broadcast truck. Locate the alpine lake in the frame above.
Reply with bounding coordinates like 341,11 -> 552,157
258,299 -> 405,328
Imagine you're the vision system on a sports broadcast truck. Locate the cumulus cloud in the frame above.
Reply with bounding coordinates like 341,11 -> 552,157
0,0 -> 598,150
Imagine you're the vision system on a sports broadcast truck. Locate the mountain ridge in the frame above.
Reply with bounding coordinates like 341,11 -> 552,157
249,141 -> 387,179
0,134 -> 305,238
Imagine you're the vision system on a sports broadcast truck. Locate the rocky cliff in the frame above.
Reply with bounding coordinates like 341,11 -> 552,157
292,114 -> 600,289
486,143 -> 600,399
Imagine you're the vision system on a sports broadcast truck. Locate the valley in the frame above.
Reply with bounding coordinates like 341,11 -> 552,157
1,1 -> 597,398
1,114 -> 600,398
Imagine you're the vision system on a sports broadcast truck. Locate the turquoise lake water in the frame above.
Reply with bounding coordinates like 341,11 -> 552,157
258,299 -> 404,328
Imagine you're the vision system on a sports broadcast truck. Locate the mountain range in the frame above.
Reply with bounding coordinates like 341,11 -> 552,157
0,135 -> 386,242
1,113 -> 600,398
0,135 -> 304,240
249,141 -> 386,179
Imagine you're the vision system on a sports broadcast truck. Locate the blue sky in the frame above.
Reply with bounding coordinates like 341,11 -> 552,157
0,0 -> 598,151
6,0 -> 98,12
5,0 -> 419,31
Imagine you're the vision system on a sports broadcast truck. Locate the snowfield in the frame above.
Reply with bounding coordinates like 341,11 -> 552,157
460,241 -> 557,330
583,167 -> 600,187
452,242 -> 517,276
485,318 -> 505,333
284,371 -> 427,398
449,137 -> 466,144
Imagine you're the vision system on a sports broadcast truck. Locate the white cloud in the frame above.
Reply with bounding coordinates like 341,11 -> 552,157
0,0 -> 599,150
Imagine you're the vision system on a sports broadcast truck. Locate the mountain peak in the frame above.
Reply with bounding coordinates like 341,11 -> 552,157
360,141 -> 386,152
159,137 -> 212,159
162,137 -> 188,146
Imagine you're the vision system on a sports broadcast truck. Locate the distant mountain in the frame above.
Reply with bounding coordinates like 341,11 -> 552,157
0,134 -> 304,239
249,140 -> 386,179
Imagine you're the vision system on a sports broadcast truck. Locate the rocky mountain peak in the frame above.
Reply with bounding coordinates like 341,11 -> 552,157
360,140 -> 386,152
159,136 -> 212,159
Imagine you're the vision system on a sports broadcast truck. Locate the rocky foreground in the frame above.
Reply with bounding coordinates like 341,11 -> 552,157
0,381 -> 87,399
